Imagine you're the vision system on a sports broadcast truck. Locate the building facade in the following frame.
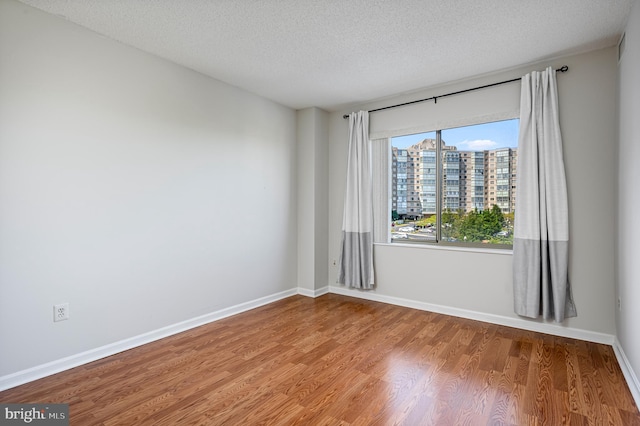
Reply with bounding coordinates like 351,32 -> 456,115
392,139 -> 517,219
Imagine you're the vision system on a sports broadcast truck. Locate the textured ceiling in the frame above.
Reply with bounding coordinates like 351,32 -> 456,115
18,0 -> 634,111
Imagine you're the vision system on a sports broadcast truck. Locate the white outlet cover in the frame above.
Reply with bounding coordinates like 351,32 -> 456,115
54,303 -> 69,322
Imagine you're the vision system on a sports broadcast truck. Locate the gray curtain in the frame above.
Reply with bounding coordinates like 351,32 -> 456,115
513,67 -> 577,322
337,111 -> 374,289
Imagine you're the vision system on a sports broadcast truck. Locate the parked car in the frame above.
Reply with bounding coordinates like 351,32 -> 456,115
391,232 -> 409,239
397,226 -> 415,232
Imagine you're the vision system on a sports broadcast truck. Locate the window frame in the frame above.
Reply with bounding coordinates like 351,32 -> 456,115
387,119 -> 518,251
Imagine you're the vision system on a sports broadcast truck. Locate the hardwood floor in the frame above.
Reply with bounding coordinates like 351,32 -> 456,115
1,294 -> 639,425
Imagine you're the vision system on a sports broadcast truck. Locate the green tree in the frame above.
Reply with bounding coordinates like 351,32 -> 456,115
441,209 -> 460,240
416,215 -> 436,228
458,209 -> 484,241
482,205 -> 505,237
503,211 -> 514,226
456,205 -> 505,242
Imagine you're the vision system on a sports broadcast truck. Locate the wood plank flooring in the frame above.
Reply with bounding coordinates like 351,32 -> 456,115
1,294 -> 639,425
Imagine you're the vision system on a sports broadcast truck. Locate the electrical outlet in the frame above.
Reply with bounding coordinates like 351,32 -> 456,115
54,303 -> 69,322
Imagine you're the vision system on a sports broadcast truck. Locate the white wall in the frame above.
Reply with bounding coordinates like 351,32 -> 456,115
328,47 -> 619,336
0,0 -> 297,377
617,0 -> 640,394
297,107 -> 329,294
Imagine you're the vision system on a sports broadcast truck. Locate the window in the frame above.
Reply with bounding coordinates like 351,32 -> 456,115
389,119 -> 518,248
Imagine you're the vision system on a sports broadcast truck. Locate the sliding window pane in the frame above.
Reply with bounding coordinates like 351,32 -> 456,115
440,119 -> 518,245
390,131 -> 437,243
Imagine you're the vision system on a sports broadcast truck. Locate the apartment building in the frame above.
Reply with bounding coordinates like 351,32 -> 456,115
392,139 -> 517,219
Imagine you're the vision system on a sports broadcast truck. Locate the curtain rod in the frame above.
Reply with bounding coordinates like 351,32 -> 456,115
342,65 -> 569,119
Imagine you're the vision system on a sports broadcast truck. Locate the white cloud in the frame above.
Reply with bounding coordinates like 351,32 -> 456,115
458,139 -> 499,150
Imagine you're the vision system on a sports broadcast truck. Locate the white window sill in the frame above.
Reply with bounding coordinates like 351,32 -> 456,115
374,242 -> 513,255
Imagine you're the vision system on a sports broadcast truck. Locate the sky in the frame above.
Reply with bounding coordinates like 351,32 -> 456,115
391,118 -> 519,151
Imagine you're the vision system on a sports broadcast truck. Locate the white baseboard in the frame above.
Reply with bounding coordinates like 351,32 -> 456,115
0,288 -> 298,392
297,286 -> 329,298
327,285 -> 615,345
612,337 -> 640,409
